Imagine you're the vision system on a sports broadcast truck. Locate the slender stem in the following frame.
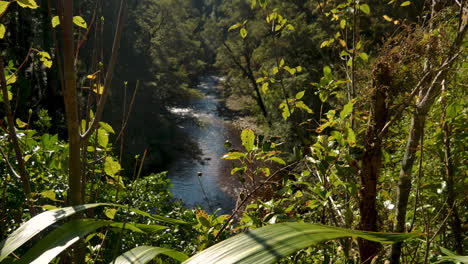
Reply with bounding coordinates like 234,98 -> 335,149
0,56 -> 35,216
81,0 -> 127,141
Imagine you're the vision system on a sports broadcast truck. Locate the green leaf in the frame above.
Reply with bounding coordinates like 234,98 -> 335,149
295,101 -> 313,113
15,118 -> 27,128
323,66 -> 332,79
231,166 -> 246,175
359,4 -> 370,15
0,24 -> 5,39
97,128 -> 109,148
16,0 -> 38,9
295,91 -> 305,100
340,100 -> 354,119
347,127 -> 356,147
0,203 -> 108,262
5,74 -> 16,85
104,157 -> 121,177
261,82 -> 269,93
228,23 -> 241,31
51,16 -> 60,28
267,157 -> 286,165
39,190 -> 60,202
400,1 -> 411,7
38,51 -> 53,68
240,28 -> 248,39
112,246 -> 188,264
222,152 -> 246,160
250,0 -> 256,9
340,19 -> 346,29
241,129 -> 255,151
73,16 -> 87,29
99,121 -> 115,134
183,223 -> 419,264
0,1 -> 9,17
359,52 -> 369,62
105,208 -> 118,219
16,219 -> 142,264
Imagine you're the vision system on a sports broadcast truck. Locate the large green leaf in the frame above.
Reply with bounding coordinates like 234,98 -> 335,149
241,129 -> 255,151
0,203 -> 184,262
0,203 -> 108,262
111,246 -> 188,264
183,223 -> 420,264
16,219 -> 153,264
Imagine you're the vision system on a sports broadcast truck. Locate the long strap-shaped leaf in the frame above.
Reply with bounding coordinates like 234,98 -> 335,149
0,203 -> 185,262
183,223 -> 420,264
111,246 -> 188,264
16,219 -> 167,264
0,203 -> 108,262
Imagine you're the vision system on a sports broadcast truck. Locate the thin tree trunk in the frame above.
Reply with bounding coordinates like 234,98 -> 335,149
357,61 -> 389,263
59,0 -> 82,207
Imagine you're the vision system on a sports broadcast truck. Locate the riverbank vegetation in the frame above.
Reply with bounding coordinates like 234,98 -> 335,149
0,0 -> 466,263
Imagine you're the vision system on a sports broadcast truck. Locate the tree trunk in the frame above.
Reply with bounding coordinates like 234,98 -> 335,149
59,0 -> 82,207
357,61 -> 389,263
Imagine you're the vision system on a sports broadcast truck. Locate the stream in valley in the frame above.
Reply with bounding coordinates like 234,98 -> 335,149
167,76 -> 238,215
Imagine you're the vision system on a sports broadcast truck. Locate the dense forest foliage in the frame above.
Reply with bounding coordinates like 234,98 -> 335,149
0,0 -> 466,263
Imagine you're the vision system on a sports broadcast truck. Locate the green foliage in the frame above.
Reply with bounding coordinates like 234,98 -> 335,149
184,223 -> 419,264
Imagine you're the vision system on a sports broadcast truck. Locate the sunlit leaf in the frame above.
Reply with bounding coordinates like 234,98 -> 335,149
183,223 -> 419,264
6,74 -> 16,85
241,128 -> 255,151
112,246 -> 188,264
16,0 -> 38,9
51,16 -> 60,28
383,15 -> 393,22
104,157 -> 121,177
359,4 -> 370,15
0,24 -> 5,39
97,128 -> 109,148
93,83 -> 104,94
359,52 -> 369,62
73,16 -> 87,29
228,24 -> 241,31
222,152 -> 246,160
15,118 -> 27,128
0,1 -> 9,17
39,190 -> 60,202
105,208 -> 118,219
240,28 -> 248,39
295,91 -> 305,100
38,51 -> 52,68
99,122 -> 115,134
340,19 -> 346,29
261,82 -> 269,93
347,127 -> 356,147
340,100 -> 354,119
267,157 -> 286,165
400,1 -> 411,7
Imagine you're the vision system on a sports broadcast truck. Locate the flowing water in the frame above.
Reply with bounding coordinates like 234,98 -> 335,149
167,76 -> 238,214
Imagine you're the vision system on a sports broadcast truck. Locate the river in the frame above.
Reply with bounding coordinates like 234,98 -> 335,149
167,76 -> 238,215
